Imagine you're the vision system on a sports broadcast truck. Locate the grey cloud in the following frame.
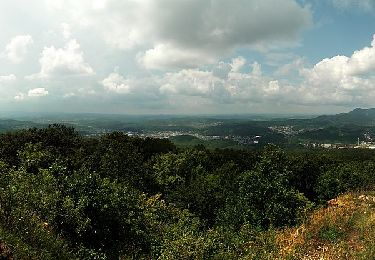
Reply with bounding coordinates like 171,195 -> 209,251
151,0 -> 312,49
2,0 -> 373,115
140,0 -> 312,68
48,0 -> 312,69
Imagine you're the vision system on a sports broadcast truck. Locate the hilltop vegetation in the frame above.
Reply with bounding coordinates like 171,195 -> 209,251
277,192 -> 375,259
0,125 -> 374,259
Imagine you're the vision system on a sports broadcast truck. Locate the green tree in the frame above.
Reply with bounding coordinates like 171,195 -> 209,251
219,145 -> 311,229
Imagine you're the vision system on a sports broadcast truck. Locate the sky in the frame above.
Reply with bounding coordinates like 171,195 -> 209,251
0,0 -> 374,115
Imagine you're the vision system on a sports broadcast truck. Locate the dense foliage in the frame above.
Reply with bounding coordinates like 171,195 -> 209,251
0,125 -> 374,259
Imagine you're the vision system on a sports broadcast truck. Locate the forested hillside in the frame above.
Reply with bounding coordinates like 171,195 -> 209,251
0,125 -> 374,259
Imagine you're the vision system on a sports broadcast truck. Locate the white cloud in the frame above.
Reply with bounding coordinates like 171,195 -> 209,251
5,35 -> 33,64
28,39 -> 94,79
156,35 -> 375,107
264,34 -> 375,106
0,74 -> 16,83
231,57 -> 246,72
61,23 -> 72,39
159,58 -> 289,103
274,57 -> 306,76
102,72 -> 131,94
17,34 -> 375,110
2,0 -> 374,113
63,92 -> 76,98
47,0 -> 312,69
161,69 -> 217,96
14,93 -> 25,101
137,43 -> 217,70
301,35 -> 375,96
212,61 -> 232,79
28,88 -> 49,97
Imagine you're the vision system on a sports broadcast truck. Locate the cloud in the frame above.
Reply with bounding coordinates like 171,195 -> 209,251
274,57 -> 306,76
61,23 -> 72,39
137,43 -> 217,70
28,39 -> 94,79
2,0 -> 373,113
4,35 -> 33,64
231,57 -> 247,72
47,0 -> 312,69
11,32 -> 375,111
159,58 -> 290,104
97,58 -> 296,109
161,69 -> 217,96
247,34 -> 375,107
101,72 -> 132,94
139,0 -> 311,69
28,88 -> 49,97
100,71 -> 163,104
14,93 -> 25,101
300,35 -> 375,102
151,34 -> 375,107
0,74 -> 17,83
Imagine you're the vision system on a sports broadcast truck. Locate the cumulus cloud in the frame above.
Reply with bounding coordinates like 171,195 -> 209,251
159,58 -> 290,104
0,74 -> 16,83
28,88 -> 49,97
2,0 -> 373,113
28,39 -> 94,79
47,0 -> 312,69
274,57 -> 306,76
161,69 -> 217,96
231,57 -> 247,72
14,93 -> 25,101
61,23 -> 72,39
258,35 -> 375,107
152,34 -> 375,107
100,71 -> 164,104
102,72 -> 132,94
137,44 -> 218,70
299,35 -> 375,104
4,35 -> 33,63
17,33 -> 375,110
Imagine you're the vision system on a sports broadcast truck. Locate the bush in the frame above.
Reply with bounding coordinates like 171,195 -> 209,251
218,145 -> 311,229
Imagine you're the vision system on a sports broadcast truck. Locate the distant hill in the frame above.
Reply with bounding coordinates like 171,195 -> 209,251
2,108 -> 375,145
312,108 -> 375,126
287,108 -> 375,143
0,119 -> 43,132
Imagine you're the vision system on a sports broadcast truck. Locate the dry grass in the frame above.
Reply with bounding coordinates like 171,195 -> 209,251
0,239 -> 13,259
275,192 -> 375,260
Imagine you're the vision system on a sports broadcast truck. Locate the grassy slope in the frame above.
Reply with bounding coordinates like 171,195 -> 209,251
276,192 -> 375,259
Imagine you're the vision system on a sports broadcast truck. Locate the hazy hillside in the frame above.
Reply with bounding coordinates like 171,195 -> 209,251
0,119 -> 43,132
312,108 -> 375,126
3,108 -> 375,146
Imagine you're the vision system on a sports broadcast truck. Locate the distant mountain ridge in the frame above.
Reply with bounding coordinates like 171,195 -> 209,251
0,119 -> 43,132
312,108 -> 375,126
